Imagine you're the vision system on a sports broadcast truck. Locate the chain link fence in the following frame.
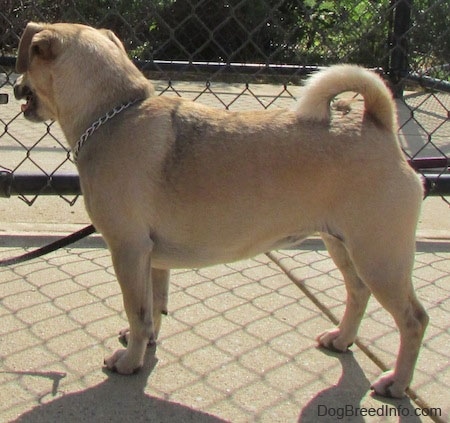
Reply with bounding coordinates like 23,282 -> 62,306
0,0 -> 449,206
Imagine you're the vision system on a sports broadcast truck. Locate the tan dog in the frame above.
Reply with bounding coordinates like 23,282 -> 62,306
14,22 -> 428,398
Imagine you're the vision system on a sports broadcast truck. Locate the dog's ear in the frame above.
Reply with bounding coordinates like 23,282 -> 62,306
16,22 -> 61,73
99,28 -> 127,53
16,22 -> 44,73
30,29 -> 60,62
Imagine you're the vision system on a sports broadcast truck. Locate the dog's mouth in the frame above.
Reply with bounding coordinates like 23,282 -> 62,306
14,83 -> 41,121
21,93 -> 41,122
21,93 -> 34,113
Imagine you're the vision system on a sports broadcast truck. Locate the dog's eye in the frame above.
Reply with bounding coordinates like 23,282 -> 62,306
31,44 -> 42,56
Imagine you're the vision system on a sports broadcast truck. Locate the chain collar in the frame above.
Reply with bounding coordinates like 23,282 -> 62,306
72,99 -> 142,163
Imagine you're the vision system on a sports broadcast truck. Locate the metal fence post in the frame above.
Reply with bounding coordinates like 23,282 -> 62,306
388,0 -> 412,98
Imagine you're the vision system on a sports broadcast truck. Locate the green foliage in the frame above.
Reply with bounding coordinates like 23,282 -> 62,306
0,0 -> 448,71
125,0 -> 391,66
409,0 -> 450,76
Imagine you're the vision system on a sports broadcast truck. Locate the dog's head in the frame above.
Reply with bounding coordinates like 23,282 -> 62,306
14,22 -> 153,128
14,22 -> 60,121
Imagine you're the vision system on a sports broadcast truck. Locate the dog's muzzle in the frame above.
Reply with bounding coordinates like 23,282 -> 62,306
14,79 -> 40,121
14,81 -> 32,109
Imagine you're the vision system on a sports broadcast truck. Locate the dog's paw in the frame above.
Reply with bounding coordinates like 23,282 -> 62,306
104,349 -> 143,375
370,370 -> 407,398
316,328 -> 353,352
118,328 -> 156,347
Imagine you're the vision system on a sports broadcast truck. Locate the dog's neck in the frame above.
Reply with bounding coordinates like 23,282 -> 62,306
71,99 -> 143,163
57,77 -> 154,152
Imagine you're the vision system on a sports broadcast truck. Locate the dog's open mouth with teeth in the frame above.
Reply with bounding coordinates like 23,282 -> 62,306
14,76 -> 41,122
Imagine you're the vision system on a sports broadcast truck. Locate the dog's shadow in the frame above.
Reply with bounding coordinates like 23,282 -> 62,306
13,346 -> 227,423
11,345 -> 423,422
298,348 -> 422,423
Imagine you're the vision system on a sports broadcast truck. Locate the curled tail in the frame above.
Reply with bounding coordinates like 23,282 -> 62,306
296,65 -> 396,132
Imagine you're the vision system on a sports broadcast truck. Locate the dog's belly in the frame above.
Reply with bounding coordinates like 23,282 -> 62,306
150,232 -> 309,269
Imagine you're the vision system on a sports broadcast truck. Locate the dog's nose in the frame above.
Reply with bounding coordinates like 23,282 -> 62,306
14,79 -> 32,100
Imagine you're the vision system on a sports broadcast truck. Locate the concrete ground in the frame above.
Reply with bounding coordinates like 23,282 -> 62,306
0,78 -> 449,422
0,195 -> 449,423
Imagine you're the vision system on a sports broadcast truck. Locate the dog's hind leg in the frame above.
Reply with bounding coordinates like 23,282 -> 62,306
317,233 -> 371,352
370,294 -> 428,398
104,236 -> 154,374
345,232 -> 428,398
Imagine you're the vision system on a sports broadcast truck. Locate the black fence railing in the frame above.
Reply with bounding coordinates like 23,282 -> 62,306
0,0 -> 449,205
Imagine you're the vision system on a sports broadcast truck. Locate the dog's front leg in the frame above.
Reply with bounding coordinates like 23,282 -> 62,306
104,238 -> 154,374
116,268 -> 169,347
152,268 -> 169,339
